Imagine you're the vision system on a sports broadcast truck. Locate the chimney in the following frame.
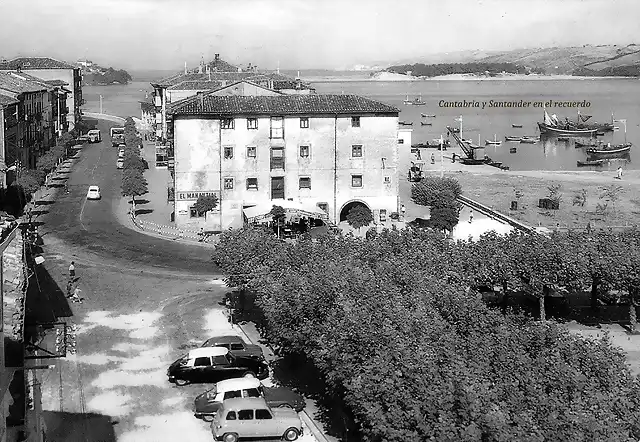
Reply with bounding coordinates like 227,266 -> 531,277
184,61 -> 187,74
206,64 -> 211,74
214,53 -> 220,61
296,71 -> 300,79
276,61 -> 280,75
198,57 -> 203,74
208,72 -> 211,81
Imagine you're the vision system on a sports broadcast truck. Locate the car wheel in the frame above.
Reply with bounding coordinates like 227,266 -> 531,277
242,371 -> 256,378
282,428 -> 299,441
202,415 -> 214,423
174,378 -> 189,386
222,433 -> 238,442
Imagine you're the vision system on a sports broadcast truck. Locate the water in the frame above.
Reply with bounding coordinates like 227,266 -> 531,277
84,79 -> 640,171
312,79 -> 640,171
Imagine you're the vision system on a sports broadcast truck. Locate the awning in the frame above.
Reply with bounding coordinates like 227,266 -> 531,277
244,200 -> 328,222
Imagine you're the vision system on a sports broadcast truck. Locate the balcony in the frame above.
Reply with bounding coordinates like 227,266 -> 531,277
270,128 -> 284,139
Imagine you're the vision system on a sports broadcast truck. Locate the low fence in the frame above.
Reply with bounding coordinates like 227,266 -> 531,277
82,112 -> 126,125
129,212 -> 217,245
458,195 -> 540,235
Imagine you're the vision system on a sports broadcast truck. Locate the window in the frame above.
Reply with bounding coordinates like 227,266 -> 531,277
384,176 -> 391,184
351,145 -> 363,158
256,409 -> 273,420
247,146 -> 257,158
190,207 -> 205,218
247,178 -> 258,190
380,209 -> 387,222
238,410 -> 254,420
224,391 -> 242,400
213,355 -> 230,365
194,357 -> 211,367
244,388 -> 261,398
230,343 -> 244,350
223,146 -> 234,159
300,117 -> 309,128
351,116 -> 360,127
226,411 -> 237,421
299,145 -> 310,158
270,147 -> 284,170
398,139 -> 404,144
352,175 -> 363,188
247,118 -> 258,129
221,118 -> 234,129
317,203 -> 328,213
299,177 -> 311,189
224,178 -> 234,190
270,116 -> 284,138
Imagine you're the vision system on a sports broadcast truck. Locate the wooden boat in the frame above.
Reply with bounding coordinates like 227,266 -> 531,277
520,136 -> 539,144
575,139 -> 602,148
577,159 -> 607,167
505,136 -> 521,142
421,114 -> 436,118
538,122 -> 598,136
511,124 -> 523,128
596,131 -> 606,136
586,143 -> 632,156
399,121 -> 413,126
420,122 -> 432,126
509,147 -> 517,154
557,136 -> 570,142
485,135 -> 502,146
404,94 -> 426,106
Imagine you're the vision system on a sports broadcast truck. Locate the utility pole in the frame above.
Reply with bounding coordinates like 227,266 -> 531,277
440,134 -> 444,178
99,95 -> 103,114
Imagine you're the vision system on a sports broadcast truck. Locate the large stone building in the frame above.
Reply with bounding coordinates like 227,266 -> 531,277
0,57 -> 82,130
167,93 -> 401,230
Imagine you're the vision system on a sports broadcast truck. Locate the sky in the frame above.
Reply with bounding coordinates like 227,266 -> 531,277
1,0 -> 639,71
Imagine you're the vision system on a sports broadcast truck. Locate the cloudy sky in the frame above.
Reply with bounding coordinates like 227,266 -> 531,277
1,0 -> 638,71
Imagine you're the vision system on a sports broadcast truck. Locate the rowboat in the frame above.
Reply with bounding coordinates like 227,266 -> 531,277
586,143 -> 632,156
512,124 -> 523,128
577,159 -> 607,167
421,114 -> 436,118
575,139 -> 602,148
399,121 -> 413,126
557,136 -> 570,142
485,135 -> 502,146
505,136 -> 521,142
520,136 -> 539,144
420,122 -> 432,126
509,147 -> 517,153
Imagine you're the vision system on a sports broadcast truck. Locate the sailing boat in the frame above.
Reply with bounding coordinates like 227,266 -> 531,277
485,134 -> 502,146
404,93 -> 426,106
537,106 -> 598,137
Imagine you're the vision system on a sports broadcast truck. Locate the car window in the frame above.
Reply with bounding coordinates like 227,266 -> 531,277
243,388 -> 261,398
230,343 -> 244,350
238,410 -> 254,420
213,355 -> 229,365
225,353 -> 235,364
256,409 -> 272,420
223,390 -> 242,400
225,411 -> 237,420
194,357 -> 211,367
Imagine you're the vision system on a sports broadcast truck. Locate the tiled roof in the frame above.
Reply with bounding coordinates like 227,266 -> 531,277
206,58 -> 239,72
4,71 -> 54,90
169,94 -> 399,116
0,72 -> 49,94
0,57 -> 76,70
0,92 -> 19,107
167,80 -> 224,91
155,70 -> 312,91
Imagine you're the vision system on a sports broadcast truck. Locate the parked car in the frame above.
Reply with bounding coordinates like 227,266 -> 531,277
202,335 -> 264,360
210,397 -> 302,442
116,159 -> 124,169
167,347 -> 269,386
118,148 -> 125,158
86,186 -> 101,200
87,129 -> 101,143
194,378 -> 305,421
76,134 -> 90,144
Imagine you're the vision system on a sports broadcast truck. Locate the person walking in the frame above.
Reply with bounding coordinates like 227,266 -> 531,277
616,166 -> 623,180
69,261 -> 76,282
401,204 -> 406,220
469,210 -> 474,223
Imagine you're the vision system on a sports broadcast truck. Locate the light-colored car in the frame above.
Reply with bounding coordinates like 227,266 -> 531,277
118,149 -> 125,159
116,159 -> 124,169
86,186 -> 101,200
194,378 -> 305,421
87,129 -> 101,143
210,397 -> 302,442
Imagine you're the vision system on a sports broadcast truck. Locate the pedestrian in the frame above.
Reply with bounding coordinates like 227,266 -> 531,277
401,204 -> 406,220
69,261 -> 75,282
431,153 -> 435,164
616,166 -> 623,180
469,210 -> 474,223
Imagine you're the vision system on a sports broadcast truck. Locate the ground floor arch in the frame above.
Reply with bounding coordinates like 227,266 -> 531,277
339,200 -> 371,223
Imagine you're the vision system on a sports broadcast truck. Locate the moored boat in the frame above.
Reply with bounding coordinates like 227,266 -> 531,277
520,136 -> 539,144
485,134 -> 502,146
557,136 -> 570,142
577,159 -> 607,167
399,121 -> 413,126
512,124 -> 523,128
538,122 -> 598,136
586,143 -> 632,156
505,136 -> 521,142
421,114 -> 436,118
420,122 -> 432,126
405,94 -> 426,105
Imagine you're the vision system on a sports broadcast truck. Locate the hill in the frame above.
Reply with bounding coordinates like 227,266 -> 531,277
384,44 -> 640,77
77,60 -> 132,85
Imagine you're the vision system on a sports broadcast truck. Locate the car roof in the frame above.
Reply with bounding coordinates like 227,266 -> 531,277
88,185 -> 99,190
216,377 -> 261,391
88,129 -> 100,133
221,397 -> 268,410
188,347 -> 229,359
206,335 -> 244,344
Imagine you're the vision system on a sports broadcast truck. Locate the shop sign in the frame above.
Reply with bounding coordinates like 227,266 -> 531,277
177,191 -> 219,201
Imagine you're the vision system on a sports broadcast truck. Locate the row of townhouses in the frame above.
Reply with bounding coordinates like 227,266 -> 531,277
141,55 -> 411,231
0,57 -> 83,187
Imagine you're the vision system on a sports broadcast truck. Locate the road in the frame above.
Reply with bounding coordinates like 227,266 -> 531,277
38,119 -> 217,278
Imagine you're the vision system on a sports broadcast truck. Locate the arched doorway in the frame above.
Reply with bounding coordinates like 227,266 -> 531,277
339,200 -> 370,222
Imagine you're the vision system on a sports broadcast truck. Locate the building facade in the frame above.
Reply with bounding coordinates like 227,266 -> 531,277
168,94 -> 400,230
0,58 -> 82,130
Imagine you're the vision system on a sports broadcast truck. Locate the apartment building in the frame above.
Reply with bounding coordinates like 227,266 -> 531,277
167,93 -> 401,230
0,57 -> 82,130
0,94 -> 19,188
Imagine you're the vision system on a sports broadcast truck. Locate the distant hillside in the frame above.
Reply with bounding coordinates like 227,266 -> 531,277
384,44 -> 640,77
78,60 -> 132,85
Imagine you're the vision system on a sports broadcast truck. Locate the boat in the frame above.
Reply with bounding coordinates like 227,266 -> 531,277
404,94 -> 426,106
538,108 -> 598,136
449,127 -> 460,134
586,143 -> 632,156
577,159 -> 607,167
509,147 -> 517,154
512,124 -> 523,128
505,136 -> 521,142
596,131 -> 606,136
399,121 -> 413,126
575,139 -> 602,148
461,158 -> 486,165
420,122 -> 432,126
424,139 -> 450,148
557,136 -> 570,142
485,135 -> 502,146
421,114 -> 436,118
520,136 -> 539,144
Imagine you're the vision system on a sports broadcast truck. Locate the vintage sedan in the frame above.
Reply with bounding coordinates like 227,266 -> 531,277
202,335 -> 264,360
167,347 -> 269,386
86,186 -> 101,200
194,377 -> 305,421
211,397 -> 302,442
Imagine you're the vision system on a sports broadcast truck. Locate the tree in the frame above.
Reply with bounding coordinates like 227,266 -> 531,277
36,152 -> 58,174
193,194 -> 219,220
270,205 -> 286,238
123,151 -> 146,171
346,205 -> 373,232
411,176 -> 462,207
427,199 -> 461,233
600,184 -> 624,214
121,168 -> 148,209
12,169 -> 41,198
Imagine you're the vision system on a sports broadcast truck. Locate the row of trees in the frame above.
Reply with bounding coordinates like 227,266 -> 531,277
212,226 -> 640,441
573,65 -> 640,77
387,62 -> 545,77
119,117 -> 148,208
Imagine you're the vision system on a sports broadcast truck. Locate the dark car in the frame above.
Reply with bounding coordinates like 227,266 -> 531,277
167,347 -> 269,386
202,335 -> 264,360
194,378 -> 305,421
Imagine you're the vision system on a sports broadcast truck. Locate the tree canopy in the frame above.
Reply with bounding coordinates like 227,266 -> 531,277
346,205 -> 373,231
121,168 -> 148,202
194,194 -> 219,216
